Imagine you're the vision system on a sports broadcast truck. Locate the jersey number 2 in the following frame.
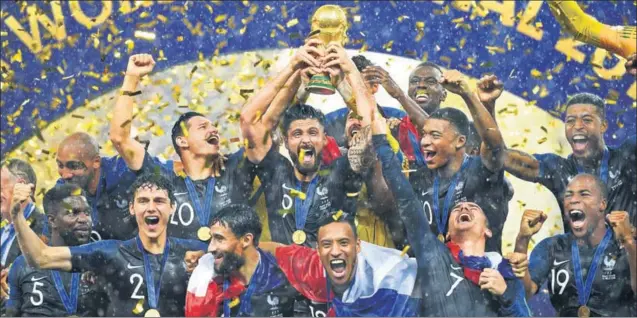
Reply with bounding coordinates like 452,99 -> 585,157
130,273 -> 145,299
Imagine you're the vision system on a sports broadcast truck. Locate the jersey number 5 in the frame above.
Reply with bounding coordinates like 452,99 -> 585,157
30,282 -> 44,306
551,268 -> 569,295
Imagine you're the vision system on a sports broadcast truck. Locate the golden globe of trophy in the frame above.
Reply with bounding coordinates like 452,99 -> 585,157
306,4 -> 349,95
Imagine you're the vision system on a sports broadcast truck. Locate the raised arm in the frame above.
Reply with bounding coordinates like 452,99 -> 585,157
362,66 -> 428,130
503,149 -> 541,181
440,70 -> 505,172
371,116 -> 431,259
324,43 -> 374,127
240,39 -> 322,163
10,184 -> 72,271
476,74 -> 503,122
109,54 -> 156,171
510,209 -> 547,299
608,211 -> 637,294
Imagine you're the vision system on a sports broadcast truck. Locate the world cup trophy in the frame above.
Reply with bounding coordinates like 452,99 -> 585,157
305,4 -> 349,95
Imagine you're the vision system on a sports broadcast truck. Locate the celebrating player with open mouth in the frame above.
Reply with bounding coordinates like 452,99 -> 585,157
9,173 -> 207,317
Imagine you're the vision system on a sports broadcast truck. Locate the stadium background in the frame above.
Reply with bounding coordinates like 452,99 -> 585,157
1,1 -> 636,314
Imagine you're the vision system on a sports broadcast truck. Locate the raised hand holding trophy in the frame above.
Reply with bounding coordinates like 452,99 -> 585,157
305,4 -> 349,95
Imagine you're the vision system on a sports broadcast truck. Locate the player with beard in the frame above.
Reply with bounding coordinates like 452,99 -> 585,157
9,173 -> 207,317
483,90 -> 637,230
240,40 -> 359,248
55,132 -> 172,242
0,159 -> 47,311
6,184 -> 109,316
372,115 -> 531,316
186,204 -> 305,317
510,174 -> 636,316
186,209 -> 420,317
110,54 -> 256,242
406,70 -> 511,252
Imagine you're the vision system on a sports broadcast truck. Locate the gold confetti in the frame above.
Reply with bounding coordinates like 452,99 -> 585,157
416,21 -> 425,29
134,30 -> 156,41
215,14 -> 227,23
289,189 -> 306,200
332,210 -> 344,221
132,299 -> 144,315
157,14 -> 168,23
71,188 -> 82,196
537,137 -> 547,144
124,39 -> 135,53
10,49 -> 22,63
286,18 -> 298,27
353,15 -> 362,23
229,297 -> 240,308
400,245 -> 410,257
180,121 -> 189,137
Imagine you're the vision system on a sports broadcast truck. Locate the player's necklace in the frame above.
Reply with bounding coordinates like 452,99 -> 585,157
135,236 -> 170,317
571,228 -> 612,318
575,147 -> 609,183
184,176 -> 215,241
293,176 -> 319,245
223,253 -> 263,317
51,271 -> 81,315
432,156 -> 469,242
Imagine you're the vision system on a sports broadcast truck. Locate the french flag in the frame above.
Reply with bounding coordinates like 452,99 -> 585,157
276,241 -> 421,317
329,241 -> 420,317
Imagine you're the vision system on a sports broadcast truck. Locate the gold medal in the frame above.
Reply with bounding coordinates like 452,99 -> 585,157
292,230 -> 307,245
197,227 -> 211,241
438,234 -> 445,242
145,309 -> 161,317
578,305 -> 590,317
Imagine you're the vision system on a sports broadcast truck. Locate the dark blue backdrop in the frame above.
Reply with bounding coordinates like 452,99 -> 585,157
1,0 -> 635,157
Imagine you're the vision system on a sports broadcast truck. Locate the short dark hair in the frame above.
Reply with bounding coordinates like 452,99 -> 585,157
428,107 -> 469,137
128,173 -> 176,205
210,204 -> 262,246
317,211 -> 358,240
171,112 -> 206,156
565,93 -> 605,118
43,184 -> 85,217
281,104 -> 326,134
415,61 -> 443,74
569,173 -> 608,200
3,158 -> 37,189
352,55 -> 374,72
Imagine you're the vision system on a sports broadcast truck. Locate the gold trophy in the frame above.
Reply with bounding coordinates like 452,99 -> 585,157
306,5 -> 349,95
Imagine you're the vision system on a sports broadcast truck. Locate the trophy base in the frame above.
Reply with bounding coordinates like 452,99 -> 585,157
306,74 -> 336,95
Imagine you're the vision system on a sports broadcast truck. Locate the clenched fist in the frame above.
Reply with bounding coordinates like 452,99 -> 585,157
518,209 -> 547,238
607,211 -> 634,244
126,54 -> 156,78
439,70 -> 471,97
10,183 -> 33,221
476,74 -> 504,113
185,250 -> 205,273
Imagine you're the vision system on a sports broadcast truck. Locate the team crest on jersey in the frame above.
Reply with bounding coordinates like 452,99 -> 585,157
215,184 -> 228,193
115,198 -> 128,209
316,186 -> 328,196
602,254 -> 617,280
266,293 -> 282,316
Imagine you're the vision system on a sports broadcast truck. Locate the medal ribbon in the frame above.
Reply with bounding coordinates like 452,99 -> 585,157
432,156 -> 469,236
575,147 -> 609,183
294,176 -> 320,231
51,271 -> 81,315
184,177 -> 216,227
135,236 -> 170,310
1,203 -> 35,266
223,254 -> 263,316
571,228 -> 612,306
